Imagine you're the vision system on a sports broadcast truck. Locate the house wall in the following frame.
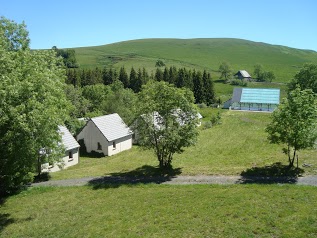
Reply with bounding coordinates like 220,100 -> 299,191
42,148 -> 79,173
107,135 -> 132,156
77,121 -> 132,156
77,121 -> 109,156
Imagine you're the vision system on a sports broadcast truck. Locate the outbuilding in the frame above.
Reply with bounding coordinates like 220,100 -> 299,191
77,113 -> 132,156
234,70 -> 252,81
223,88 -> 280,112
42,126 -> 80,172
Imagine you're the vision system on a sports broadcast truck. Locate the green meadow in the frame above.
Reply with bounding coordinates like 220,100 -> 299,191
51,110 -> 317,181
1,185 -> 317,237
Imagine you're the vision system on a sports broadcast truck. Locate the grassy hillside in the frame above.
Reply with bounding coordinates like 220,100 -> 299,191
74,38 -> 317,83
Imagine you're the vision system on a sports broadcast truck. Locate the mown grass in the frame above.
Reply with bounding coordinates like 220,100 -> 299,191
74,38 -> 317,83
51,110 -> 317,181
1,184 -> 317,237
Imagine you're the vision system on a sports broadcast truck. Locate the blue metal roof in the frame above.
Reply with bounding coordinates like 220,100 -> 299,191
240,88 -> 280,104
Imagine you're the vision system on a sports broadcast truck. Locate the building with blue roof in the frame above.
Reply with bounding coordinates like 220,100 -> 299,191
223,88 -> 280,112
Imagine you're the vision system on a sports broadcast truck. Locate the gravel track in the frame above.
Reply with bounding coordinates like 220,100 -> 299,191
31,175 -> 317,187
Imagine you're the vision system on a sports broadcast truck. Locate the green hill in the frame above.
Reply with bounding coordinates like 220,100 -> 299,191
74,38 -> 317,83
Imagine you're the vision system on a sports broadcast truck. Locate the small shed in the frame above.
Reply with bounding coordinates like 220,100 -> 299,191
42,126 -> 80,172
234,70 -> 252,81
223,88 -> 280,112
77,113 -> 132,156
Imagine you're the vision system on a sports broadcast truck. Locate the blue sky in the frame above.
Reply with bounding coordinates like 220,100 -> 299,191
1,0 -> 316,51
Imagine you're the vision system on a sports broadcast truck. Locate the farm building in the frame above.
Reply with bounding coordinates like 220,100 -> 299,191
77,113 -> 132,156
42,126 -> 80,172
234,70 -> 252,81
223,88 -> 280,112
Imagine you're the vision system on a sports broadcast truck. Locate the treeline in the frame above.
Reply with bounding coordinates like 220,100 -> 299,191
66,66 -> 216,105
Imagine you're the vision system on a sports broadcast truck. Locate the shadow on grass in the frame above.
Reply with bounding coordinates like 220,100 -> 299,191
88,165 -> 182,189
237,162 -> 304,184
0,195 -> 13,234
33,172 -> 51,183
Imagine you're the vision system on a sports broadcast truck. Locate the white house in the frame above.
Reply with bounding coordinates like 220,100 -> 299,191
42,126 -> 80,172
77,113 -> 133,156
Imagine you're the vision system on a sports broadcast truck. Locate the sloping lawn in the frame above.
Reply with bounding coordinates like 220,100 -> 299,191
51,110 -> 316,181
1,184 -> 317,237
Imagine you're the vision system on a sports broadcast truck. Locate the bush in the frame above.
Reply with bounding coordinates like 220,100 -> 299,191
197,103 -> 207,108
155,60 -> 165,67
210,112 -> 222,125
230,79 -> 248,87
203,121 -> 213,129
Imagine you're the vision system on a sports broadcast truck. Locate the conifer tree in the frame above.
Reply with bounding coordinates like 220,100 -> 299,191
119,66 -> 129,88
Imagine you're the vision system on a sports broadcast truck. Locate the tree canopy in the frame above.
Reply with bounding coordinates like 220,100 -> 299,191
266,87 -> 317,167
288,63 -> 317,93
0,17 -> 70,194
133,81 -> 199,168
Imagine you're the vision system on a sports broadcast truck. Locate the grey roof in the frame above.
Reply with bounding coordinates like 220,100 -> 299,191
58,126 -> 80,151
236,70 -> 251,78
91,113 -> 132,142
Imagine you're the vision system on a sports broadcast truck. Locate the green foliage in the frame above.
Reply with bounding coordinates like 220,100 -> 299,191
229,79 -> 248,86
0,17 -> 70,194
218,61 -> 232,80
266,87 -> 317,167
288,63 -> 317,93
0,16 -> 29,50
210,112 -> 222,126
52,46 -> 79,68
254,64 -> 275,82
134,81 -> 199,168
155,59 -> 165,67
253,63 -> 263,79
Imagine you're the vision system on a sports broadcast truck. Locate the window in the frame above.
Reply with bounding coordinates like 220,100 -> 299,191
68,151 -> 73,161
113,141 -> 116,150
97,142 -> 102,150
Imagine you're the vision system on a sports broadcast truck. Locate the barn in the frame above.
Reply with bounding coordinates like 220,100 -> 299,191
223,88 -> 280,112
77,113 -> 132,156
234,70 -> 252,81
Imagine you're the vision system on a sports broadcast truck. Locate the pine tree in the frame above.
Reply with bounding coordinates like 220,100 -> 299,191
119,66 -> 129,88
155,68 -> 163,81
192,70 -> 204,104
129,67 -> 137,90
163,67 -> 169,82
202,70 -> 215,105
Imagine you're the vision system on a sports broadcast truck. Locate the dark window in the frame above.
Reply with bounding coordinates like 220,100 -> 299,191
113,141 -> 116,149
97,142 -> 102,150
69,151 -> 73,161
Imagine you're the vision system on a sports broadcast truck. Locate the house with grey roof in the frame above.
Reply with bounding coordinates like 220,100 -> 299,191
77,113 -> 132,156
223,88 -> 280,112
42,126 -> 80,172
234,70 -> 252,81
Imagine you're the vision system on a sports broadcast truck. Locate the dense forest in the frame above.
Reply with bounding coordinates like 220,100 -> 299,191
66,66 -> 216,104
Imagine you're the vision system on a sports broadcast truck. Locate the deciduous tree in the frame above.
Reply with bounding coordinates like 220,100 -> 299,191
134,81 -> 199,169
0,17 -> 70,194
266,87 -> 317,167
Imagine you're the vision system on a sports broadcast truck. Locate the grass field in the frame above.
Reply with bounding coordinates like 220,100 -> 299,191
50,110 -> 317,181
1,184 -> 317,237
73,38 -> 317,83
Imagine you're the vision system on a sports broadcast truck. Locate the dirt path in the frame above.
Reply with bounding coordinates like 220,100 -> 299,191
31,175 -> 317,187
